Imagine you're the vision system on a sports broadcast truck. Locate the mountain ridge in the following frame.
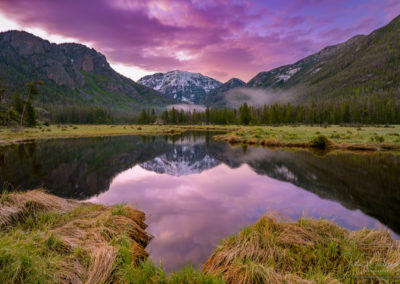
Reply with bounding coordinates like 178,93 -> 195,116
0,30 -> 176,110
245,15 -> 400,103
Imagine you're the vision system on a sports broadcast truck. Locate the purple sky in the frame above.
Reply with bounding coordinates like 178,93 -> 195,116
0,0 -> 399,82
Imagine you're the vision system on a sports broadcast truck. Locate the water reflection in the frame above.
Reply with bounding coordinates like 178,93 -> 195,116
1,132 -> 400,270
88,164 -> 389,271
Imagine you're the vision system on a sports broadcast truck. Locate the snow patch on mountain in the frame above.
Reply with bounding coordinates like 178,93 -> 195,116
276,67 -> 300,82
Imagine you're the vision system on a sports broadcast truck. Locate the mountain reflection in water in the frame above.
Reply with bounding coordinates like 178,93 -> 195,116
1,132 -> 399,270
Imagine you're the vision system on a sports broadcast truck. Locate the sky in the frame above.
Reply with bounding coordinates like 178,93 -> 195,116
0,0 -> 399,82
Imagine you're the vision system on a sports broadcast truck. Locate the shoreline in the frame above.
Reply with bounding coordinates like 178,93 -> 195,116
0,125 -> 238,146
214,133 -> 400,151
214,125 -> 400,152
0,124 -> 399,152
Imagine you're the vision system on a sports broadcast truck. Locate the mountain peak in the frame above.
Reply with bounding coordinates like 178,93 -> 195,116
225,78 -> 245,85
138,70 -> 222,104
199,77 -> 246,106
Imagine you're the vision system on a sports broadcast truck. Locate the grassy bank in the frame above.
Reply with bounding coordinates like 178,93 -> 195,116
2,191 -> 399,283
0,124 -> 238,145
0,190 -> 224,283
1,124 -> 400,151
203,215 -> 400,283
214,125 -> 400,151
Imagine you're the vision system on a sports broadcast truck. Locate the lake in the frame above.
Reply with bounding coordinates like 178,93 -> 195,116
1,132 -> 399,271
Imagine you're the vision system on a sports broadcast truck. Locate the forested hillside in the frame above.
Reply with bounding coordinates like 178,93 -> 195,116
0,31 -> 175,110
247,15 -> 400,103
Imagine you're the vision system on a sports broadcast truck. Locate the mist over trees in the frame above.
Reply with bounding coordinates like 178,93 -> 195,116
141,96 -> 400,125
1,77 -> 400,126
29,95 -> 400,125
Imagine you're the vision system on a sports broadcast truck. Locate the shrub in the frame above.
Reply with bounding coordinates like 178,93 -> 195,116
371,135 -> 385,143
310,135 -> 329,148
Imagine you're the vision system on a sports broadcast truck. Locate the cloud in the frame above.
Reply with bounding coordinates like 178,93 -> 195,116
0,0 -> 399,82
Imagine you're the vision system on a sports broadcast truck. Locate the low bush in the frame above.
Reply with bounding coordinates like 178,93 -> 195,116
310,135 -> 330,148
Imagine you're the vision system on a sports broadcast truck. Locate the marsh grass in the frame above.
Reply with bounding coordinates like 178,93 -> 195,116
215,125 -> 400,151
0,124 -> 238,145
3,190 -> 399,283
2,124 -> 399,151
0,190 -> 153,284
0,190 -> 225,284
203,215 -> 400,283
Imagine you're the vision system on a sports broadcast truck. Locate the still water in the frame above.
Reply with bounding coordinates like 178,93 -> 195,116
1,132 -> 399,270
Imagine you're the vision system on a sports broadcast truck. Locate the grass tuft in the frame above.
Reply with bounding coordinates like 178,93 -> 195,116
0,190 -> 152,284
203,215 -> 400,283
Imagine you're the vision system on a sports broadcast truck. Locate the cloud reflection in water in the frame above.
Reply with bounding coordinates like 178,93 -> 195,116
87,163 -> 387,271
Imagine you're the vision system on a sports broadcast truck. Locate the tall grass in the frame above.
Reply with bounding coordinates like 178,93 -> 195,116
203,215 -> 400,283
0,229 -> 65,283
0,190 -> 153,283
0,190 -> 224,283
3,190 -> 399,283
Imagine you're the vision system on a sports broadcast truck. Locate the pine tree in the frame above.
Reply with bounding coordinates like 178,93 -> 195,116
170,107 -> 177,124
24,100 -> 37,126
239,103 -> 251,125
138,109 -> 149,124
161,110 -> 169,124
150,108 -> 156,123
20,80 -> 43,126
205,106 -> 210,124
12,91 -> 24,113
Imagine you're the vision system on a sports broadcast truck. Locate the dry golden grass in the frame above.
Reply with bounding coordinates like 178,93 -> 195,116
0,189 -> 78,228
0,190 -> 152,284
202,215 -> 400,284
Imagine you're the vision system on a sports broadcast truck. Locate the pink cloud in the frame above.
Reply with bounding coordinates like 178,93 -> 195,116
0,0 -> 399,82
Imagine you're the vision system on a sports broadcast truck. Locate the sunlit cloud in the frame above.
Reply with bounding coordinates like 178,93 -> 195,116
111,63 -> 156,81
0,1 -> 399,82
0,12 -> 87,46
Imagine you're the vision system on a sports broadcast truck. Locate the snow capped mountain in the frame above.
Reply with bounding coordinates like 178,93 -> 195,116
139,145 -> 220,176
138,70 -> 222,104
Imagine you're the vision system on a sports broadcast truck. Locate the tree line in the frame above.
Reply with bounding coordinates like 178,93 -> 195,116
138,96 -> 400,125
1,78 -> 400,126
49,105 -> 113,124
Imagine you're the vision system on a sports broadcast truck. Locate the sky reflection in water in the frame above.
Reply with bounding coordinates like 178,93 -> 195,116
88,162 -> 388,271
